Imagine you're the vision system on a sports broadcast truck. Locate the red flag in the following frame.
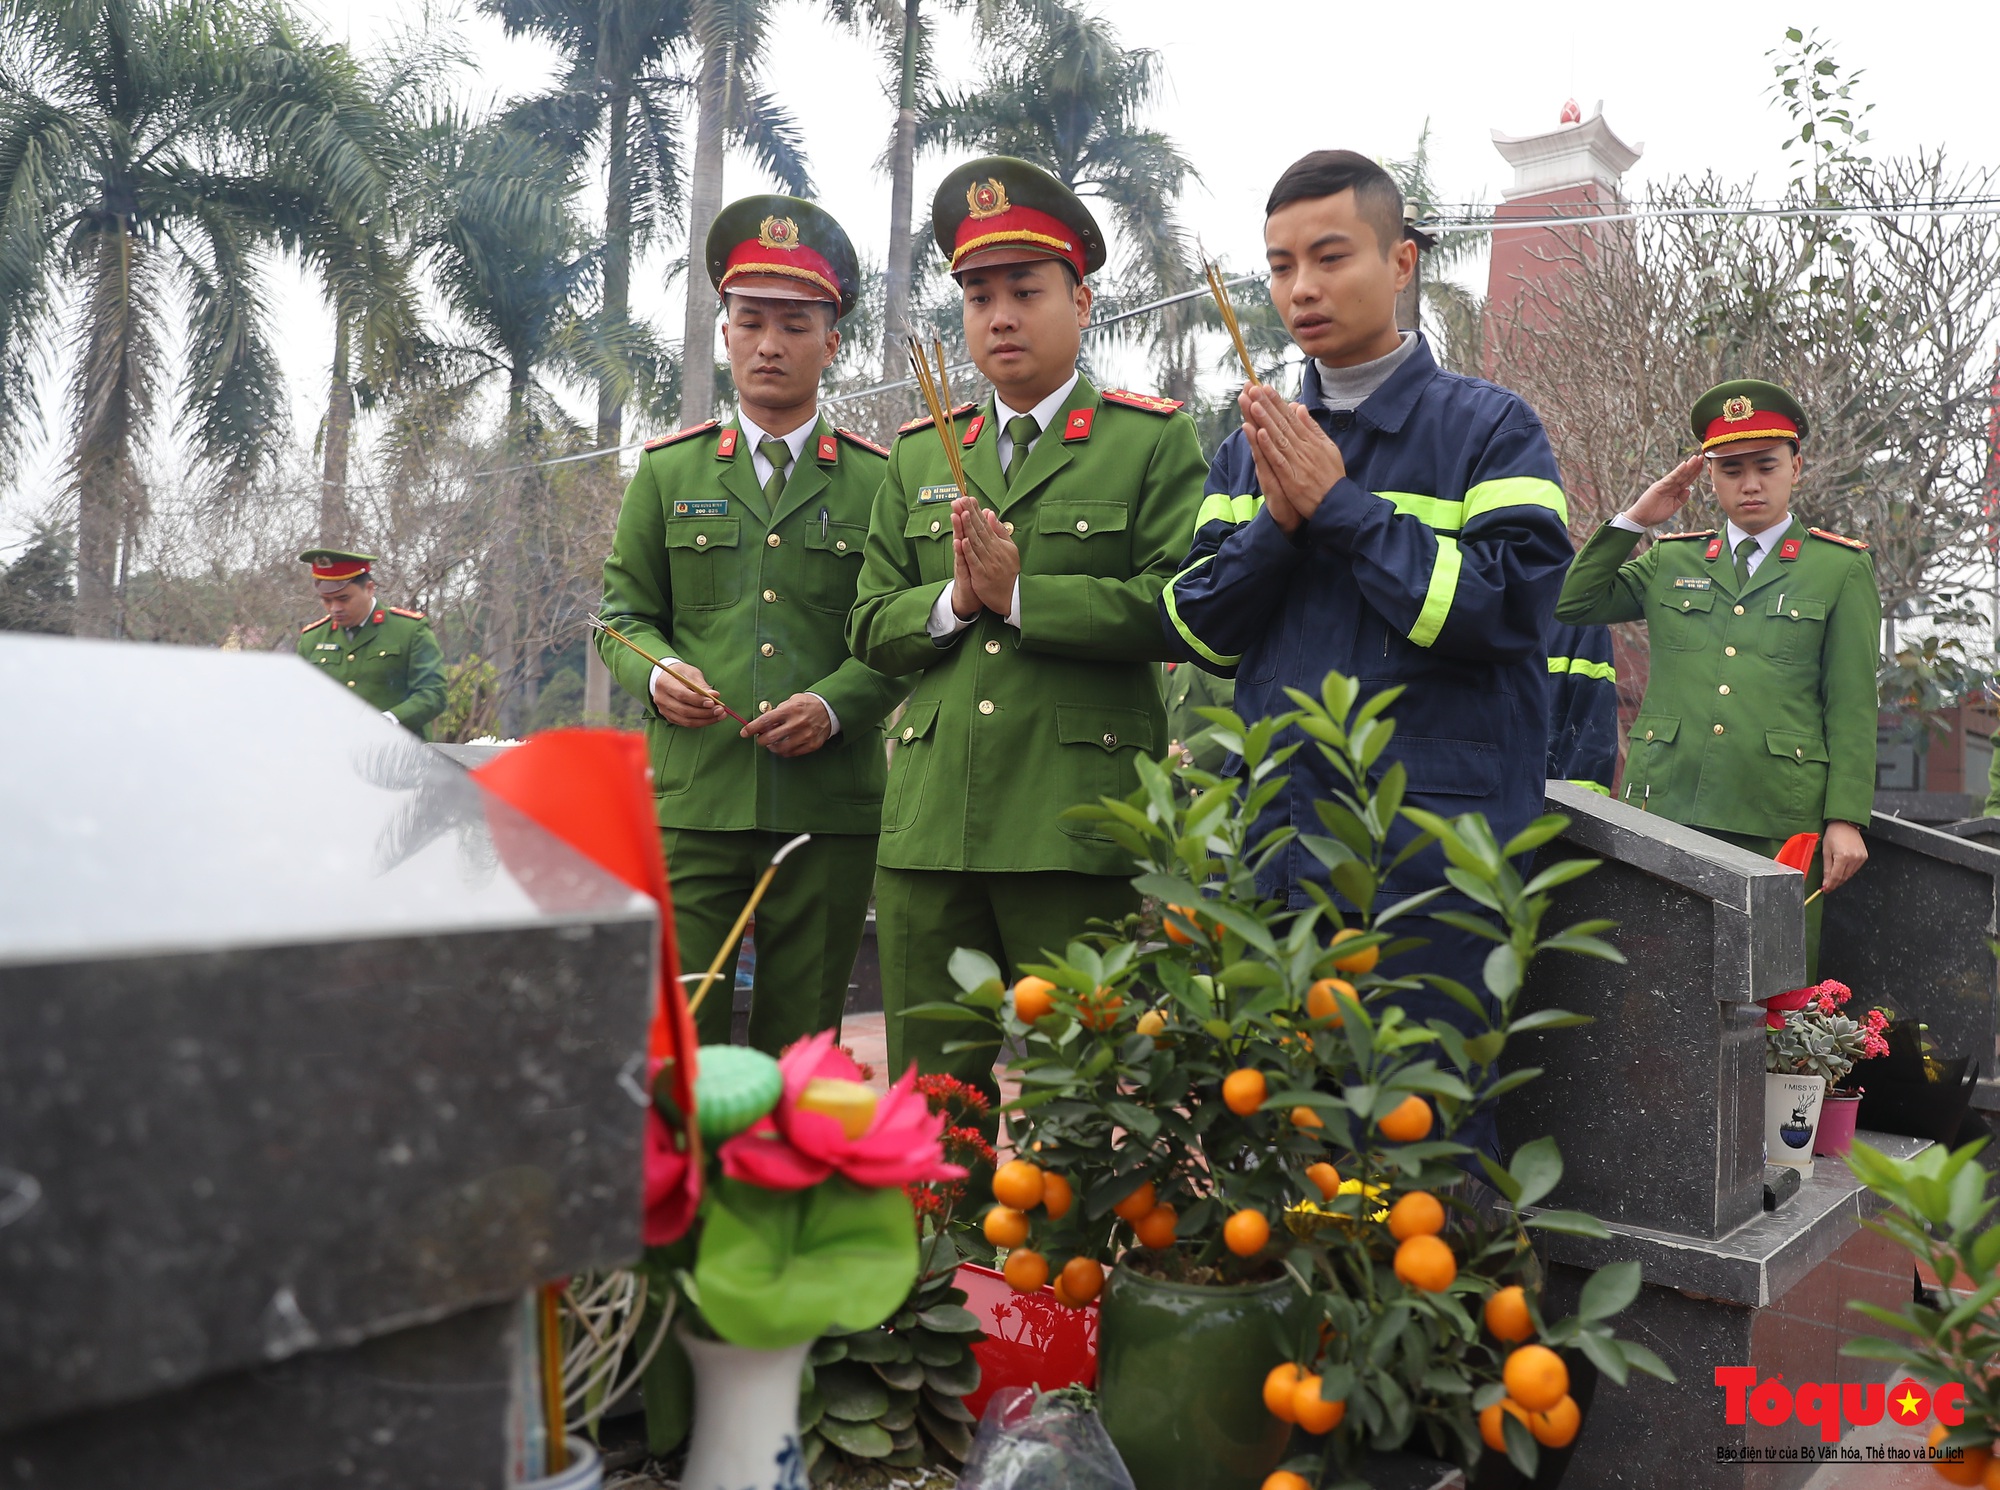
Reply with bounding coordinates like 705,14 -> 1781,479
472,730 -> 701,1244
1773,832 -> 1820,873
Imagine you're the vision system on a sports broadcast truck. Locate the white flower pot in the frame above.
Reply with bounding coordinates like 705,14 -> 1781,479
679,1330 -> 814,1490
1765,1072 -> 1827,1177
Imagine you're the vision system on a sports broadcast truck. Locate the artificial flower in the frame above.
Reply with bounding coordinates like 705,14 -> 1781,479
719,1030 -> 967,1192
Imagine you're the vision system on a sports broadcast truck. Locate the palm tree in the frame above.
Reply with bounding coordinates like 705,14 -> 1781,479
1385,123 -> 1489,374
400,113 -> 608,732
0,0 -> 396,635
674,0 -> 813,425
918,3 -> 1196,310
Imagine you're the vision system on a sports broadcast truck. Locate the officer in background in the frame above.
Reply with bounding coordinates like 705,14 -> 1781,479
1545,619 -> 1619,793
848,156 -> 1207,1101
1556,379 -> 1880,976
297,549 -> 446,737
597,196 -> 909,1052
1162,151 -> 1573,1142
1165,660 -> 1236,773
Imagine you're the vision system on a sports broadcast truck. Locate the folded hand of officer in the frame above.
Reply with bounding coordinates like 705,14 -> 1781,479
1240,384 -> 1347,535
651,661 -> 729,727
951,494 -> 1020,616
742,694 -> 836,757
1623,452 -> 1708,528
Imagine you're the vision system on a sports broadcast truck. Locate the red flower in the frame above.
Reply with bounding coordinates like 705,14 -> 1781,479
718,1031 -> 967,1192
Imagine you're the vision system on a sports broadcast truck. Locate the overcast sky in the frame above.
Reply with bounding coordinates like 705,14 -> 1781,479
6,0 -> 1998,553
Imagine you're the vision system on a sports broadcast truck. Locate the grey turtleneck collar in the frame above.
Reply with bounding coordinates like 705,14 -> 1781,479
1312,331 -> 1418,413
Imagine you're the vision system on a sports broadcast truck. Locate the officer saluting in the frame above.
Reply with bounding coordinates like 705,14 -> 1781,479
1556,379 -> 1880,975
296,549 -> 446,737
597,195 -> 909,1052
848,156 -> 1207,1100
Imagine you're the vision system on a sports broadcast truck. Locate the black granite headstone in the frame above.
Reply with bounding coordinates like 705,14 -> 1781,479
0,635 -> 656,1480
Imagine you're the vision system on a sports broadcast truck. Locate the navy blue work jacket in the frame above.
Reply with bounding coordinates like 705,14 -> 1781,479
1545,619 -> 1619,793
1160,338 -> 1572,908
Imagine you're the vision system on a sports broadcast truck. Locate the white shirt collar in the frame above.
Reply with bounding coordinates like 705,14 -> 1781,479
1724,518 -> 1790,558
737,407 -> 817,469
996,371 -> 1080,438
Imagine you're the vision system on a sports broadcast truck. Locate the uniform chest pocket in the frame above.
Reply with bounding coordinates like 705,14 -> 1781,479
1654,585 -> 1714,650
904,504 -> 955,584
1036,501 -> 1129,575
799,520 -> 869,614
1762,595 -> 1828,664
666,519 -> 742,609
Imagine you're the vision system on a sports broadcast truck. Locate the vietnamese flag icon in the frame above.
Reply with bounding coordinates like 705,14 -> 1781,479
1888,1380 -> 1930,1425
1774,832 -> 1820,872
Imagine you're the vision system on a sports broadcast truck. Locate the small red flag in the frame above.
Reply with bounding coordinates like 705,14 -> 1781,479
1773,832 -> 1820,872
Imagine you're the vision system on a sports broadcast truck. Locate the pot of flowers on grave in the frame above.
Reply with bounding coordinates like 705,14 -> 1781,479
1815,990 -> 1888,1158
640,1036 -> 965,1490
1760,978 -> 1877,1177
918,672 -> 1675,1490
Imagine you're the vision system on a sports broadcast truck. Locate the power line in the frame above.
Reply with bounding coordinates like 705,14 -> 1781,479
1421,199 -> 2000,233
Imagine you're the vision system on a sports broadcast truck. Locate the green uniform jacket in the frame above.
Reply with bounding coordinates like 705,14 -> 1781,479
1164,660 -> 1235,774
1555,518 -> 1880,837
847,377 -> 1207,876
598,413 -> 912,833
298,607 -> 446,738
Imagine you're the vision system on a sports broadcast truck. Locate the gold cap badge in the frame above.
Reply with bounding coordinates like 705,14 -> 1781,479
1722,395 -> 1755,423
757,215 -> 798,249
967,178 -> 1010,219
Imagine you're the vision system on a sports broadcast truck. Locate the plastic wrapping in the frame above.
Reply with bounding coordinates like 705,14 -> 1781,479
956,1386 -> 1135,1490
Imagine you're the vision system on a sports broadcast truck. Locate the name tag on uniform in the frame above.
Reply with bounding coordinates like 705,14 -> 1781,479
1672,577 -> 1711,590
673,500 -> 729,517
916,484 -> 959,505
314,642 -> 340,650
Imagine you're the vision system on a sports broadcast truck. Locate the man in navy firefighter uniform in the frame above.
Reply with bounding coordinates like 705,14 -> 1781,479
1161,152 -> 1572,1149
1545,619 -> 1619,793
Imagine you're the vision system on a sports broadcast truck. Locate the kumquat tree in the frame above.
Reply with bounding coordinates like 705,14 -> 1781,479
913,671 -> 1678,1485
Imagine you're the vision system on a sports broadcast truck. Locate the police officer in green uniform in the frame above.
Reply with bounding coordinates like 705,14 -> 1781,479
848,156 -> 1208,1099
296,549 -> 447,737
1556,380 -> 1880,976
597,196 -> 909,1052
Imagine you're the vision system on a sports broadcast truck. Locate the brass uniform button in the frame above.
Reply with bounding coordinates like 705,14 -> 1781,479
1002,521 -> 1015,535
1718,684 -> 1731,696
1101,732 -> 1118,748
1733,604 -> 1745,615
1713,723 -> 1725,735
347,680 -> 357,688
978,700 -> 995,715
1795,747 -> 1803,759
1644,729 -> 1655,741
985,640 -> 1001,654
762,588 -> 777,603
1681,600 -> 1690,610
759,700 -> 772,713
902,726 -> 914,742
760,643 -> 775,657
835,539 -> 848,551
1076,520 -> 1089,532
1725,646 -> 1736,657
766,533 -> 781,548
1790,608 -> 1800,618
930,520 -> 942,534
695,534 -> 708,546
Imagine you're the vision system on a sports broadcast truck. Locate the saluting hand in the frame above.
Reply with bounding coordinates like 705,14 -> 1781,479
651,661 -> 726,728
742,693 -> 834,757
1241,384 -> 1347,535
1625,452 -> 1707,529
1822,820 -> 1869,894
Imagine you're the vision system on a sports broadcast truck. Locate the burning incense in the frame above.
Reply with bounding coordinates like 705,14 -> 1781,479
686,834 -> 812,1018
1203,253 -> 1261,387
587,615 -> 748,726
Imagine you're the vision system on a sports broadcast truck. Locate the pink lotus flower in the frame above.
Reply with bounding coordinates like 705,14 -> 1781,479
719,1031 -> 967,1192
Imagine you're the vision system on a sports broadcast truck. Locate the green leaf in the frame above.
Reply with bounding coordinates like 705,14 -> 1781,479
695,1178 -> 920,1350
949,947 -> 1004,993
1577,1328 -> 1629,1386
819,1416 -> 895,1457
1507,1008 -> 1593,1033
1618,1340 -> 1677,1382
1525,1210 -> 1611,1238
817,1361 -> 891,1420
1509,1136 -> 1564,1209
1578,1260 -> 1642,1321
915,1304 -> 983,1335
1502,816 -> 1572,858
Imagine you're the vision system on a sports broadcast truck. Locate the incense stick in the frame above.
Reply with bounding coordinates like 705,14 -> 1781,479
587,616 -> 749,726
905,336 -> 971,500
1202,252 -> 1261,387
686,834 -> 812,1018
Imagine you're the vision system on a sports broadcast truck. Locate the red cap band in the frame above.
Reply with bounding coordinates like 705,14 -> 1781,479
951,203 -> 1085,278
309,558 -> 370,582
719,238 -> 841,303
1702,408 -> 1800,452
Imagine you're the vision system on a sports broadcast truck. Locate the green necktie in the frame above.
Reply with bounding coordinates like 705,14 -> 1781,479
1734,534 -> 1759,590
1004,415 -> 1040,487
760,438 -> 791,505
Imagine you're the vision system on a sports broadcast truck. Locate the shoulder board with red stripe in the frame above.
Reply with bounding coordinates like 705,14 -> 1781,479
1100,388 -> 1185,415
388,606 -> 426,620
836,427 -> 889,458
1808,527 -> 1869,551
898,402 -> 977,435
1656,530 -> 1717,542
301,615 -> 330,634
643,418 -> 720,452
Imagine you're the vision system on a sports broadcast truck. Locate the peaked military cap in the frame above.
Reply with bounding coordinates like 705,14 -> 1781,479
1691,379 -> 1809,454
706,194 -> 861,320
299,548 -> 375,592
932,156 -> 1107,279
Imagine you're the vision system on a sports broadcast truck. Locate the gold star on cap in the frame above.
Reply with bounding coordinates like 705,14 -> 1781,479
1722,395 -> 1754,422
757,215 -> 797,249
967,178 -> 1009,219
